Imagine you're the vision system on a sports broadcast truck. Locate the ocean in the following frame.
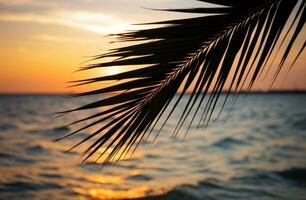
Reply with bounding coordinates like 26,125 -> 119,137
0,93 -> 306,200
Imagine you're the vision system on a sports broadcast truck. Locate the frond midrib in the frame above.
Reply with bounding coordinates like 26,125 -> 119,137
137,0 -> 280,111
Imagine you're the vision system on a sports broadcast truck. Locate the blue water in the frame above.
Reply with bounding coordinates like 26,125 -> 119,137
0,94 -> 306,200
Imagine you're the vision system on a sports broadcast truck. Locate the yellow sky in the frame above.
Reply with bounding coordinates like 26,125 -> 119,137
0,0 -> 305,93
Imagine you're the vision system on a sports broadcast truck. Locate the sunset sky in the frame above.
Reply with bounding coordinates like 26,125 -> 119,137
0,0 -> 305,94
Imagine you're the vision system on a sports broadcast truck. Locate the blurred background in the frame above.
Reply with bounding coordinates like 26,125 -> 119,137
0,1 -> 306,200
0,0 -> 305,94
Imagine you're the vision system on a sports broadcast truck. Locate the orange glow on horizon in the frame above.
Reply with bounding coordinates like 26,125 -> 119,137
0,1 -> 305,94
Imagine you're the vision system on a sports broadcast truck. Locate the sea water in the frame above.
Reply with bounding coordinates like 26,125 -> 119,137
0,93 -> 305,200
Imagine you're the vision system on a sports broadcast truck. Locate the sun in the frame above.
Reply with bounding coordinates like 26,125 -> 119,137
106,67 -> 120,76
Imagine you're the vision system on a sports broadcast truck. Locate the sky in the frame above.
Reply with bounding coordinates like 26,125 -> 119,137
0,0 -> 305,93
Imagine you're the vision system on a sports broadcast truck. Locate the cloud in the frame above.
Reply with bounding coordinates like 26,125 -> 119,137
33,34 -> 98,43
0,0 -> 57,8
0,0 -> 135,34
0,10 -> 132,34
0,0 -> 200,34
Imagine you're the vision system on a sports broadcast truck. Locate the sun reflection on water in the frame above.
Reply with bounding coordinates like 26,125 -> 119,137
73,176 -> 165,200
74,185 -> 155,200
2,95 -> 306,199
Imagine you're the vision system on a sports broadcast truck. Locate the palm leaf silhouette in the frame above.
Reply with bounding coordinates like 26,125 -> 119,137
58,0 -> 305,164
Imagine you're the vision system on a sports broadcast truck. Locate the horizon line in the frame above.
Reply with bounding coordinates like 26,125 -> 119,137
1,89 -> 306,96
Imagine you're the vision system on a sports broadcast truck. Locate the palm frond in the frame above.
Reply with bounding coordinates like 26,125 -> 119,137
59,0 -> 306,164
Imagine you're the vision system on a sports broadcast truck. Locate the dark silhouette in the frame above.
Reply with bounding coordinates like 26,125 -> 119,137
58,0 -> 305,164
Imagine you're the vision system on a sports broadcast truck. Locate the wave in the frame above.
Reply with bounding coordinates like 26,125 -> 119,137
133,185 -> 200,200
0,152 -> 36,165
275,168 -> 306,183
83,161 -> 141,171
212,137 -> 246,149
125,174 -> 153,181
145,154 -> 160,159
0,124 -> 18,131
25,145 -> 48,154
52,126 -> 70,132
39,173 -> 64,179
132,168 -> 306,200
0,181 -> 63,192
26,126 -> 70,136
286,112 -> 306,131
